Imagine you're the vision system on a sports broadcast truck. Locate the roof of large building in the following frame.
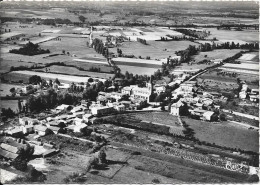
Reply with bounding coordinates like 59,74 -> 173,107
34,125 -> 48,132
171,100 -> 184,108
0,148 -> 18,159
0,143 -> 19,154
203,111 -> 215,117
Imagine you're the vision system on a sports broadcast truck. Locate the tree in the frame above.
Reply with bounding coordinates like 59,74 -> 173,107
11,157 -> 28,171
98,149 -> 107,164
18,100 -> 22,113
29,75 -> 42,85
79,15 -> 86,23
88,78 -> 94,83
247,174 -> 259,183
219,113 -> 227,121
10,87 -> 16,96
54,78 -> 61,86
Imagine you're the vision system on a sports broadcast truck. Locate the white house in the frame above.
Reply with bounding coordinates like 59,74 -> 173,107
202,111 -> 215,121
91,106 -> 114,115
170,100 -> 184,116
114,104 -> 125,112
55,104 -> 72,112
34,125 -> 51,136
249,95 -> 259,102
22,125 -> 34,134
239,91 -> 247,99
83,114 -> 93,122
73,123 -> 87,133
19,117 -> 38,125
74,117 -> 84,125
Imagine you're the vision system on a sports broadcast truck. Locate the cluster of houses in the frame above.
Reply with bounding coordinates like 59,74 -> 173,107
239,82 -> 259,103
170,81 -> 226,121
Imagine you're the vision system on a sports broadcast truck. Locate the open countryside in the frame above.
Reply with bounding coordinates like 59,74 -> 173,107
0,1 -> 259,184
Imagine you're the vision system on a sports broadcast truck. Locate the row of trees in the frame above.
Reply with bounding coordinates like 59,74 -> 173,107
92,38 -> 109,58
175,29 -> 210,39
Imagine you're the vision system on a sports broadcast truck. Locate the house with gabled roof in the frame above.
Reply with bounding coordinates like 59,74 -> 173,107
34,125 -> 52,136
170,100 -> 184,116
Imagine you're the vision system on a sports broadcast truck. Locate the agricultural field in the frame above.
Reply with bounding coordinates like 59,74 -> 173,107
219,63 -> 259,75
182,118 -> 259,153
2,71 -> 107,84
207,28 -> 259,43
1,9 -> 80,22
65,60 -> 113,74
171,63 -> 212,74
1,100 -> 19,112
117,65 -> 157,75
192,49 -> 243,63
39,37 -> 103,59
0,83 -> 23,96
111,40 -> 198,60
35,65 -> 114,79
199,69 -> 259,90
127,112 -> 179,126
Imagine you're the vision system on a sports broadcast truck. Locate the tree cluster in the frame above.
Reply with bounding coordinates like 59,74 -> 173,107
9,42 -> 50,56
136,37 -> 147,45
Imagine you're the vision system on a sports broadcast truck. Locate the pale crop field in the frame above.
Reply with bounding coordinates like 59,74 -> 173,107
118,65 -> 157,75
40,65 -> 114,79
113,40 -> 198,59
192,49 -> 243,62
7,70 -> 107,83
207,28 -> 259,43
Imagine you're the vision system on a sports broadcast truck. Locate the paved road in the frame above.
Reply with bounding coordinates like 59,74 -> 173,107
223,109 -> 259,121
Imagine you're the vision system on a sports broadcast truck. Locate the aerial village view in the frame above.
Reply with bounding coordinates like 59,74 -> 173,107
0,1 -> 259,184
